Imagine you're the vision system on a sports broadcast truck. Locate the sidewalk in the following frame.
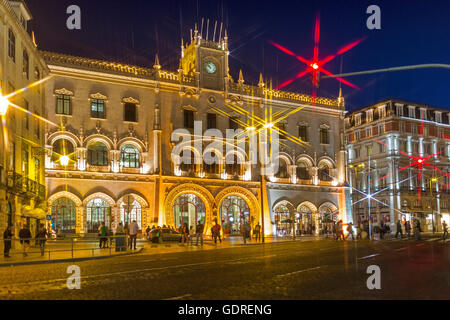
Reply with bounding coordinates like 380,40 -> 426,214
0,239 -> 144,267
140,234 -> 325,255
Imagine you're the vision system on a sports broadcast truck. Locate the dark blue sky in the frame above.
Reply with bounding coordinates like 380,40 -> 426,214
26,0 -> 450,112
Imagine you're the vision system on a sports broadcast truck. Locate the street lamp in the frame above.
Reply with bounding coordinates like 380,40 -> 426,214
429,177 -> 438,233
0,92 -> 10,115
60,155 -> 70,167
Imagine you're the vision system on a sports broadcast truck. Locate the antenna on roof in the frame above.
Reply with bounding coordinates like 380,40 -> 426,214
218,22 -> 223,44
200,18 -> 204,39
213,21 -> 218,42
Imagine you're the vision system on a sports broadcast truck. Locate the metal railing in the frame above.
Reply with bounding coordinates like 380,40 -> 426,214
2,235 -> 136,261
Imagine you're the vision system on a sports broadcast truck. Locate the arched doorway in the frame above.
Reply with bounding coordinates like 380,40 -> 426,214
220,195 -> 250,235
120,195 -> 142,229
51,198 -> 76,233
172,194 -> 206,231
319,204 -> 338,235
86,198 -> 110,233
298,205 -> 315,235
274,204 -> 291,236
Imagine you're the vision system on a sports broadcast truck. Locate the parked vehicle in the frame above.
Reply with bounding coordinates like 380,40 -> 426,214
148,228 -> 182,242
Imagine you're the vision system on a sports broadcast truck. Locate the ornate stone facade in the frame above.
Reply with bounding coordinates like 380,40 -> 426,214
43,26 -> 347,237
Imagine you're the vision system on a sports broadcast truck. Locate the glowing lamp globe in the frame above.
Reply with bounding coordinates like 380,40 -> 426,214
0,95 -> 9,116
60,155 -> 70,167
311,63 -> 319,70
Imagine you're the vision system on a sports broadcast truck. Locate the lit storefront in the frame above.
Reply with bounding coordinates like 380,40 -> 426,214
172,193 -> 206,230
220,195 -> 250,235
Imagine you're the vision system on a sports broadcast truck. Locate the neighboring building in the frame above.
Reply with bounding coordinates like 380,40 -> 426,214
345,99 -> 450,232
0,0 -> 48,239
42,25 -> 347,237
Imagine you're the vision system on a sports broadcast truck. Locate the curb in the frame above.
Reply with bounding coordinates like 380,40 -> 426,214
0,247 -> 144,268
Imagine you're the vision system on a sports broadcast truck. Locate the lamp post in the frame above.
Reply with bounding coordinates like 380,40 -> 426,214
430,177 -> 438,234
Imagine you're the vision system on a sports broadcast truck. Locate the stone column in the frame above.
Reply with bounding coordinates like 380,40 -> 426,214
76,206 -> 85,236
76,147 -> 87,171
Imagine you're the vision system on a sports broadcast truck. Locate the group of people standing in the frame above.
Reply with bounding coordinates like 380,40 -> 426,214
3,224 -> 48,258
97,220 -> 139,251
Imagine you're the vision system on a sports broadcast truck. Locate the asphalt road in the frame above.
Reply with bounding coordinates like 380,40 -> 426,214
0,236 -> 448,300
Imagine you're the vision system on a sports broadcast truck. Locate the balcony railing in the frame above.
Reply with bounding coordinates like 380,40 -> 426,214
6,171 -> 45,199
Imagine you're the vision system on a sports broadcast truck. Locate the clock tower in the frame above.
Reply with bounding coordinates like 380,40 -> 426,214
180,24 -> 230,91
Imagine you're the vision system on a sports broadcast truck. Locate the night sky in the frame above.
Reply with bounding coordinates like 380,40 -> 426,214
25,0 -> 450,112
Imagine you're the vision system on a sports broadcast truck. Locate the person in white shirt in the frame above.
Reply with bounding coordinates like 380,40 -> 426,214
129,220 -> 139,250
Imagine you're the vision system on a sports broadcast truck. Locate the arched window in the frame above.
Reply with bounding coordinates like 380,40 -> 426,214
120,195 -> 142,229
52,139 -> 75,163
220,196 -> 250,235
296,160 -> 310,180
204,152 -> 220,174
172,194 -> 206,230
86,198 -> 110,233
318,162 -> 332,181
51,198 -> 76,233
88,142 -> 108,166
179,150 -> 195,175
298,205 -> 314,235
120,144 -> 140,168
225,153 -> 241,177
274,204 -> 291,236
276,158 -> 289,179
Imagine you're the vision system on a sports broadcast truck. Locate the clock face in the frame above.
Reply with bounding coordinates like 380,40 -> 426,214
204,61 -> 217,74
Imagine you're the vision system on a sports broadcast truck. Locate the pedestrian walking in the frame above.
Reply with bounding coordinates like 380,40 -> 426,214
145,225 -> 151,240
346,223 -> 354,240
413,219 -> 421,240
115,222 -> 125,251
129,220 -> 138,250
395,220 -> 403,239
405,221 -> 411,238
36,224 -> 48,256
3,226 -> 13,258
253,222 -> 261,242
442,221 -> 448,241
98,222 -> 108,248
181,223 -> 189,243
212,221 -> 222,244
195,221 -> 204,246
124,222 -> 129,247
18,224 -> 32,257
189,226 -> 195,245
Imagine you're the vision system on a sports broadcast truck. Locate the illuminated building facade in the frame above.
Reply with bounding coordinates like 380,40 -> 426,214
346,99 -> 450,232
42,26 -> 347,237
0,0 -> 47,239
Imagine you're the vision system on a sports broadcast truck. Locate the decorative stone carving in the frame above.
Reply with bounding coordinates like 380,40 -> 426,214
90,92 -> 108,100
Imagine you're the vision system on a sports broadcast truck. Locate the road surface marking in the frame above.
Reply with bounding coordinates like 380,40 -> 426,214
276,266 -> 322,278
426,238 -> 440,242
357,254 -> 380,260
394,247 -> 407,252
416,243 -> 424,246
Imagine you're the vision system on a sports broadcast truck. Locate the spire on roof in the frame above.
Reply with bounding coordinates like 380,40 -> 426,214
238,69 -> 244,85
153,54 -> 161,70
258,73 -> 265,88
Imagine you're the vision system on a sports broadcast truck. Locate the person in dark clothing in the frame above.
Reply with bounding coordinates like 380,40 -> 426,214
98,222 -> 108,248
405,221 -> 412,238
395,220 -> 403,239
36,224 -> 48,256
212,222 -> 222,244
196,222 -> 204,246
3,226 -> 13,258
442,221 -> 448,241
19,225 -> 32,257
